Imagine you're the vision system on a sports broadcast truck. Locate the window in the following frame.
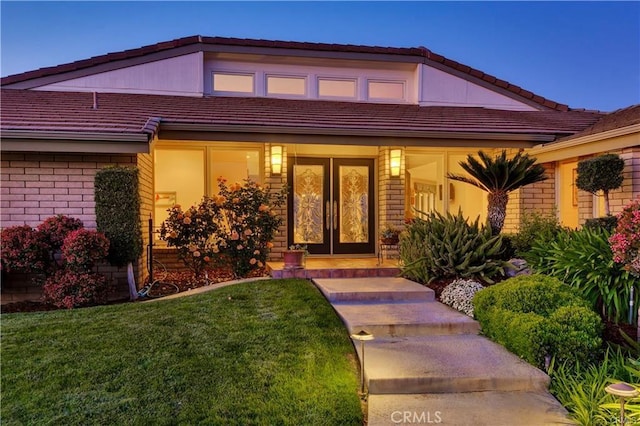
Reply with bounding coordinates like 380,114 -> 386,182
266,75 -> 306,96
318,78 -> 356,98
154,147 -> 262,233
209,149 -> 261,187
212,72 -> 254,93
368,80 -> 405,101
154,149 -> 205,226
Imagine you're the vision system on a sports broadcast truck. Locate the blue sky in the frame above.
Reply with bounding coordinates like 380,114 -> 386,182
1,1 -> 638,112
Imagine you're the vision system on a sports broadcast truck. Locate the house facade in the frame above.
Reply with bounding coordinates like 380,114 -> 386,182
1,36 -> 638,296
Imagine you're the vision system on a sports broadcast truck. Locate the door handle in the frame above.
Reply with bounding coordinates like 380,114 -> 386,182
325,201 -> 330,230
333,200 -> 338,230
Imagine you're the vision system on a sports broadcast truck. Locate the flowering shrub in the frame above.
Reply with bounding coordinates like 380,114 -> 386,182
37,215 -> 84,251
440,278 -> 485,317
609,199 -> 640,277
0,226 -> 49,273
62,229 -> 110,271
43,270 -> 109,309
161,178 -> 287,278
2,216 -> 113,309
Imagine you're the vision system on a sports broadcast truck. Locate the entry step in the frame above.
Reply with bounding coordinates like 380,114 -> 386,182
313,277 -> 435,303
334,302 -> 479,337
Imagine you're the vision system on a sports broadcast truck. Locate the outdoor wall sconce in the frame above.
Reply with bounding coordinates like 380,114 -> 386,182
351,329 -> 374,396
605,382 -> 639,425
390,149 -> 401,177
271,145 -> 283,175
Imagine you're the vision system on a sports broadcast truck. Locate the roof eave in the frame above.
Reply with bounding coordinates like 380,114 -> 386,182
159,122 -> 559,143
1,130 -> 151,153
529,123 -> 640,162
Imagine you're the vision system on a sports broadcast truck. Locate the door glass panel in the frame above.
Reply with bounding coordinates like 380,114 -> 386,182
339,165 -> 369,243
293,164 -> 324,244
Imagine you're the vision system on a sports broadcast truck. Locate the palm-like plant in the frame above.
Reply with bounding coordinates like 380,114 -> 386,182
447,150 -> 547,235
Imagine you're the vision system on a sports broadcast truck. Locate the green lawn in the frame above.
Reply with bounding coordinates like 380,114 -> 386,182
1,279 -> 363,425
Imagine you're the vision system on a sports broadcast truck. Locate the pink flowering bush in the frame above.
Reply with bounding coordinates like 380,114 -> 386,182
0,226 -> 49,273
161,178 -> 286,278
37,214 -> 84,251
62,229 -> 110,272
609,199 -> 640,276
43,270 -> 109,309
1,215 -> 113,309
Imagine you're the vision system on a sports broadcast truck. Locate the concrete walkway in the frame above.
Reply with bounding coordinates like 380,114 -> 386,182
314,277 -> 574,426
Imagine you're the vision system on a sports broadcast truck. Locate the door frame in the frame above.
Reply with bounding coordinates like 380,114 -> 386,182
287,156 -> 376,255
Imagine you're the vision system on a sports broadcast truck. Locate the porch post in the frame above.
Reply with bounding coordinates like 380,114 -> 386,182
378,146 -> 405,256
265,143 -> 287,261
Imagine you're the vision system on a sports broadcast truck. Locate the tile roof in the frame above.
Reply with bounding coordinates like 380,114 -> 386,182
0,89 -> 602,142
1,35 -> 569,112
559,104 -> 640,140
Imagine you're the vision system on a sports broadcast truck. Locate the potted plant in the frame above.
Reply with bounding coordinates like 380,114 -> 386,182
380,224 -> 400,245
283,244 -> 308,270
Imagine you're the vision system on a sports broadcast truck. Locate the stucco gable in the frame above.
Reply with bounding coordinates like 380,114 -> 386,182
420,65 -> 538,111
35,53 -> 204,97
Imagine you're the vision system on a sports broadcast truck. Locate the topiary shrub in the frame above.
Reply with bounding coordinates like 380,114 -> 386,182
0,225 -> 49,273
399,209 -> 508,284
528,226 -> 636,323
473,274 -> 603,368
576,153 -> 624,216
440,278 -> 485,317
94,166 -> 143,267
42,270 -> 109,309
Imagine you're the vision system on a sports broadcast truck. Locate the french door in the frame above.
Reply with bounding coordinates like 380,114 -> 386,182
287,157 -> 375,255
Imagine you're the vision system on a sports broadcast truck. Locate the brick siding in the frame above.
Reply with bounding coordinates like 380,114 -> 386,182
1,151 -> 148,303
503,162 -> 556,233
507,146 -> 640,232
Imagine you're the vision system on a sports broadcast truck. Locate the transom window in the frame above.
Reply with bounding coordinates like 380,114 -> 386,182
318,78 -> 357,99
212,72 -> 254,94
367,80 -> 405,101
266,75 -> 306,96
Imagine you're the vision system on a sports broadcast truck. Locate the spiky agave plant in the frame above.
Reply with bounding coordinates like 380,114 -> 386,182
447,150 -> 547,235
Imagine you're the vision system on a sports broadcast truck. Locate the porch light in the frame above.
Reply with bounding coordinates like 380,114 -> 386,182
605,382 -> 639,425
271,145 -> 283,175
390,149 -> 401,177
351,330 -> 374,396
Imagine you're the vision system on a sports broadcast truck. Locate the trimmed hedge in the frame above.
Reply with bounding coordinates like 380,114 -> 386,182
473,275 -> 602,368
95,166 -> 143,267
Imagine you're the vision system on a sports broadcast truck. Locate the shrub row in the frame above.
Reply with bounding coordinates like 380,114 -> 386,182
473,275 -> 603,369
